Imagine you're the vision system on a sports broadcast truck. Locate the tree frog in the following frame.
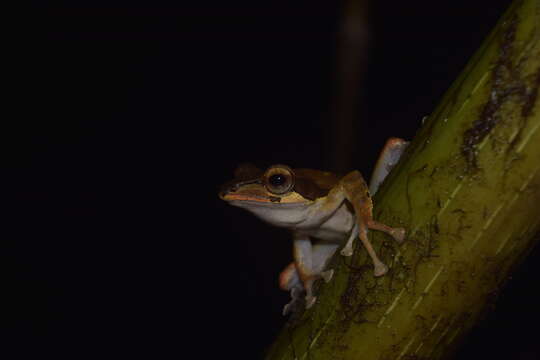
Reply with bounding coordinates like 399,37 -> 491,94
220,138 -> 408,315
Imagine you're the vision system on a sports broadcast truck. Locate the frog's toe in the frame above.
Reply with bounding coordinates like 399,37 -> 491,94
321,269 -> 334,283
392,227 -> 406,244
305,295 -> 317,309
282,285 -> 305,316
282,296 -> 299,316
340,247 -> 353,257
282,303 -> 293,316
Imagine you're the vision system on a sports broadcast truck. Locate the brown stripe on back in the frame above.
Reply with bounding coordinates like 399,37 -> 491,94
293,169 -> 341,200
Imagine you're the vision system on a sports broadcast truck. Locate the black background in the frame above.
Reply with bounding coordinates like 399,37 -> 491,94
8,1 -> 539,358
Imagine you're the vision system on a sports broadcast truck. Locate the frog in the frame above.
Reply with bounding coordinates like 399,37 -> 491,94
219,138 -> 408,315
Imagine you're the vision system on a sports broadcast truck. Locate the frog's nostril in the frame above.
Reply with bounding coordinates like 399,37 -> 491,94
218,187 -> 230,199
219,181 -> 240,199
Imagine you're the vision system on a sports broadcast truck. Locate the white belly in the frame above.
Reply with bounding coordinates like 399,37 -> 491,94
299,203 -> 354,242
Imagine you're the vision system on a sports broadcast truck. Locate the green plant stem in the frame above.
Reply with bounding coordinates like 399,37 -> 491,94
265,0 -> 540,359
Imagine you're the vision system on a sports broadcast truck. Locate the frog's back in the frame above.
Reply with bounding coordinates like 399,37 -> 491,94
293,168 -> 340,200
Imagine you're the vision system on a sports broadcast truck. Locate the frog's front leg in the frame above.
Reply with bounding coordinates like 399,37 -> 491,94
279,234 -> 338,315
340,171 -> 406,276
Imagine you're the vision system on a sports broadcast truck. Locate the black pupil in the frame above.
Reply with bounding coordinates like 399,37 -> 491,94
269,174 -> 287,187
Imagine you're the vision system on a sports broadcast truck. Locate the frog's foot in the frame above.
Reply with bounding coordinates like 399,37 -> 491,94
321,269 -> 334,283
373,259 -> 388,277
282,271 -> 332,314
282,286 -> 305,316
340,244 -> 354,257
282,303 -> 293,316
390,227 -> 406,244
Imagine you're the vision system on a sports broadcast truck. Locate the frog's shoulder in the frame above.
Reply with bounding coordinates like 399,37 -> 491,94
293,168 -> 341,200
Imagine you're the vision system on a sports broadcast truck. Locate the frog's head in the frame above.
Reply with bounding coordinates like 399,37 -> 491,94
220,164 -> 308,204
220,163 -> 338,226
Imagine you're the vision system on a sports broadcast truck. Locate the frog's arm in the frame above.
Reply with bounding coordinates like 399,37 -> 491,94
340,170 -> 405,276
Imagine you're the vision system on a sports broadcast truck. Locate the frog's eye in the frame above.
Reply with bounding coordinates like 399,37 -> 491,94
264,165 -> 295,195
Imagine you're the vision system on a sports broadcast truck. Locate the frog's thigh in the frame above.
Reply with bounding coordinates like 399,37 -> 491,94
282,242 -> 338,291
293,235 -> 338,278
369,137 -> 409,194
311,242 -> 339,275
292,233 -> 313,280
292,235 -> 338,308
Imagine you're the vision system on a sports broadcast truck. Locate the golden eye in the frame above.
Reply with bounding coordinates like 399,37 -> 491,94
264,165 -> 295,195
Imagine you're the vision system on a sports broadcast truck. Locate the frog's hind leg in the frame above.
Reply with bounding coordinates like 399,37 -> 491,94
279,262 -> 304,315
369,137 -> 409,195
280,235 -> 338,314
340,170 -> 406,277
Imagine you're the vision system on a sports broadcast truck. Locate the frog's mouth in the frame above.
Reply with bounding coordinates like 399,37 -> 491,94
223,194 -> 312,209
219,178 -> 261,199
227,199 -> 311,210
222,192 -> 282,203
220,179 -> 311,205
